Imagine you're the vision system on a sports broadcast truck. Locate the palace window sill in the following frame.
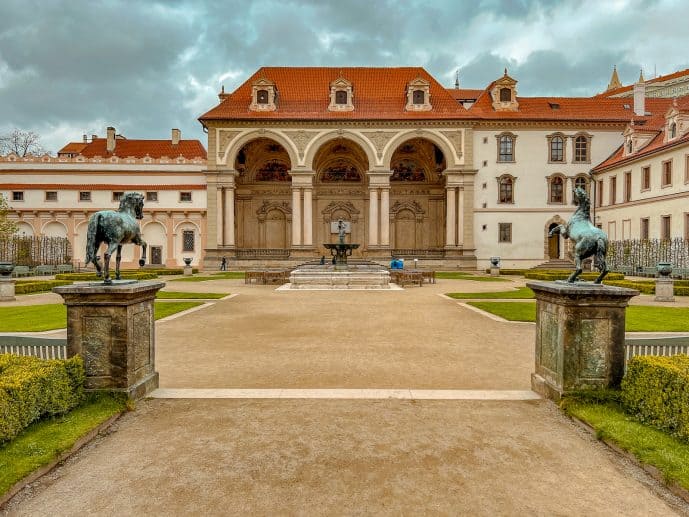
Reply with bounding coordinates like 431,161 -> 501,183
661,183 -> 673,189
640,188 -> 651,193
496,160 -> 516,164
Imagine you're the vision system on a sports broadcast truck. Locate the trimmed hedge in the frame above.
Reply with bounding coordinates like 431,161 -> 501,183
55,272 -> 158,281
604,280 -> 689,296
0,355 -> 85,443
483,268 -> 530,276
14,280 -> 73,294
622,355 -> 689,442
524,271 -> 625,281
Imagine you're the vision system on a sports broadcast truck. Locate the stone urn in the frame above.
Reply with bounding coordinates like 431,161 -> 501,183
183,257 -> 193,266
490,257 -> 500,267
0,262 -> 15,278
657,262 -> 673,277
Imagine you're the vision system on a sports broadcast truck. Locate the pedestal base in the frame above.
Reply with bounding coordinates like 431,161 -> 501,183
490,267 -> 500,277
183,266 -> 193,276
53,280 -> 165,399
527,281 -> 639,401
655,277 -> 674,302
0,277 -> 16,301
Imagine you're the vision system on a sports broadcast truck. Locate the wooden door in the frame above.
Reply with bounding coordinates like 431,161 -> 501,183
151,246 -> 163,265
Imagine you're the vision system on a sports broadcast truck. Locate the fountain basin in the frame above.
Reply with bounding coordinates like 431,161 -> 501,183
287,264 -> 391,290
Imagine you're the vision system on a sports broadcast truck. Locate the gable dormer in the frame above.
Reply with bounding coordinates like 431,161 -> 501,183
328,77 -> 354,111
405,77 -> 431,111
250,78 -> 277,111
490,69 -> 519,112
623,122 -> 656,156
664,100 -> 689,143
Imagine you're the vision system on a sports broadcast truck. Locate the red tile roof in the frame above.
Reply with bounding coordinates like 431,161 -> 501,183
57,138 -> 207,160
57,142 -> 89,155
199,67 -> 470,121
596,68 -> 689,97
446,88 -> 484,100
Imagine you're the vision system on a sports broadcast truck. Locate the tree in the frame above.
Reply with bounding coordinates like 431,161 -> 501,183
0,194 -> 18,238
0,129 -> 46,156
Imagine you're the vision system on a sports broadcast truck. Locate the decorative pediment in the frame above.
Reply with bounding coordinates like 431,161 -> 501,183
490,69 -> 519,112
321,200 -> 360,220
664,101 -> 689,142
623,123 -> 656,155
405,77 -> 431,111
256,200 -> 291,219
390,200 -> 424,216
250,78 -> 277,112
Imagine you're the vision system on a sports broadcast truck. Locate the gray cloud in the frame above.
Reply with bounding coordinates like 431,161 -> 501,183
0,0 -> 687,152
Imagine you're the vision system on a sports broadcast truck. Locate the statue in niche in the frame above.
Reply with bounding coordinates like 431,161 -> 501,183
255,160 -> 290,181
391,159 -> 426,181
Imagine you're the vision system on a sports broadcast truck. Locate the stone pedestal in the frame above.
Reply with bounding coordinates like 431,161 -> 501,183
183,265 -> 193,276
53,281 -> 165,399
490,267 -> 500,277
0,277 -> 16,301
527,281 -> 639,402
655,277 -> 674,302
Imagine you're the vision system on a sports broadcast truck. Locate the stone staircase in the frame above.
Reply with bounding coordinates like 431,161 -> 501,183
532,259 -> 576,270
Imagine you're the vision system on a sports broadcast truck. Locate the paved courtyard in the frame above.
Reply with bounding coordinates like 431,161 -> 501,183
4,277 -> 689,515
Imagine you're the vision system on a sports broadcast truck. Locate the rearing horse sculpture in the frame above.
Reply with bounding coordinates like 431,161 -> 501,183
85,192 -> 147,284
548,187 -> 609,284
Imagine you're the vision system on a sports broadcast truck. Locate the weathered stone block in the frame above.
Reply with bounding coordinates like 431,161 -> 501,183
655,277 -> 674,302
0,277 -> 16,302
527,281 -> 638,402
53,280 -> 165,399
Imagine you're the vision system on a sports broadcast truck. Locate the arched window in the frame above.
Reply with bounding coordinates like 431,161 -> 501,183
574,176 -> 588,191
627,139 -> 633,154
498,175 -> 514,203
670,122 -> 677,139
498,134 -> 515,162
335,90 -> 348,105
549,176 -> 564,204
499,87 -> 511,102
550,136 -> 564,162
412,90 -> 425,105
257,90 -> 269,104
574,135 -> 590,162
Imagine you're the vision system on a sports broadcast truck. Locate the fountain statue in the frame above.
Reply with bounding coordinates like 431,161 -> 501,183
323,219 -> 359,271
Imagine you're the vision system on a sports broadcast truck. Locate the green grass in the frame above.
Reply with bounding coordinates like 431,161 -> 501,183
435,271 -> 507,282
0,393 -> 127,496
447,287 -> 534,299
564,401 -> 689,490
155,291 -> 228,300
467,302 -> 689,331
170,271 -> 245,282
0,302 -> 204,331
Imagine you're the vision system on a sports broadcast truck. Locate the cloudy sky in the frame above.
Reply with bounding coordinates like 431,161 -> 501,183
1,0 -> 688,153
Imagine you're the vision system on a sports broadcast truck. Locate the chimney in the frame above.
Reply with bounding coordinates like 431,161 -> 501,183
171,128 -> 181,146
92,134 -> 98,140
633,81 -> 645,116
106,126 -> 116,153
83,134 -> 87,143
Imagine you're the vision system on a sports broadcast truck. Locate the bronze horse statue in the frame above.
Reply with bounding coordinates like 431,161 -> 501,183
85,192 -> 147,284
548,187 -> 609,284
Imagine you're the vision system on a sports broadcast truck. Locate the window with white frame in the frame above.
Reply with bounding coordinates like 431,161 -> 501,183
573,134 -> 591,163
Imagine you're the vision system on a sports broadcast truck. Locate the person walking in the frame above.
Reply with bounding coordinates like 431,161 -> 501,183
220,256 -> 227,271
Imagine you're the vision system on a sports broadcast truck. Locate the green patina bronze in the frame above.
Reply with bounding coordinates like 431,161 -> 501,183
85,192 -> 147,285
549,187 -> 609,284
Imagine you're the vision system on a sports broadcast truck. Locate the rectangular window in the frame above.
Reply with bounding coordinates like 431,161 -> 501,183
179,192 -> 192,202
112,191 -> 124,202
146,191 -> 158,202
574,136 -> 589,163
661,215 -> 671,240
182,230 -> 195,252
624,172 -> 631,202
641,166 -> 651,190
596,180 -> 604,207
12,191 -> 24,202
662,160 -> 672,187
685,155 -> 689,184
79,191 -> 91,202
498,223 -> 512,243
549,136 -> 564,162
685,213 -> 689,240
498,135 -> 514,162
640,218 -> 650,240
45,191 -> 58,202
609,176 -> 617,205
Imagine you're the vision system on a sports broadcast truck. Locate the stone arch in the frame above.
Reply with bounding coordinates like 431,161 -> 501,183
233,137 -> 293,184
382,130 -> 455,170
388,138 -> 446,183
312,138 -> 369,183
41,220 -> 68,238
544,215 -> 567,260
304,131 -> 376,172
174,220 -> 202,265
221,130 -> 299,170
142,221 -> 167,265
14,221 -> 35,237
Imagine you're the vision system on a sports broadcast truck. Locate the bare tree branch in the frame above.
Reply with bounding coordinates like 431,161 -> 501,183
0,129 -> 47,156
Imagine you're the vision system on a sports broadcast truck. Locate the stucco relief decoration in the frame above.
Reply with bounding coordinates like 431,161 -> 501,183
255,160 -> 290,181
391,158 -> 426,181
217,130 -> 242,159
283,130 -> 316,159
440,130 -> 463,159
390,200 -> 424,216
367,131 -> 397,158
257,200 -> 291,220
320,159 -> 361,182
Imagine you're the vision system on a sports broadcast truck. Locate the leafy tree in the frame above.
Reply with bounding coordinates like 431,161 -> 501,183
0,129 -> 46,156
0,194 -> 18,238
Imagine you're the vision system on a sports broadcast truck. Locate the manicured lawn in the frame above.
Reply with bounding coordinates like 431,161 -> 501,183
447,287 -> 534,299
0,302 -> 204,331
467,301 -> 689,331
156,291 -> 228,299
564,401 -> 689,491
0,393 -> 127,496
170,271 -> 245,282
435,271 -> 507,282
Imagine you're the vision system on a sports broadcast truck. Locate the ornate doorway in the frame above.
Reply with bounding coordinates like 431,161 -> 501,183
548,223 -> 560,259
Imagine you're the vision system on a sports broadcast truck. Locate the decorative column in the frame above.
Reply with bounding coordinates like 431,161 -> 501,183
445,186 -> 456,247
224,175 -> 236,247
291,186 -> 302,246
380,187 -> 390,247
216,186 -> 224,247
303,187 -> 313,247
368,187 -> 379,246
457,188 -> 464,246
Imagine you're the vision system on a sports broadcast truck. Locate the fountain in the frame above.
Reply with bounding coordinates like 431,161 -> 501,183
285,219 -> 392,290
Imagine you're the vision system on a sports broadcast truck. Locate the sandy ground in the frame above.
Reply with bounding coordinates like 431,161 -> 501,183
5,399 -> 687,516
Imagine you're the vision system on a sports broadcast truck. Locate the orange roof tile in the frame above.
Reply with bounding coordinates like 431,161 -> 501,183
199,67 -> 470,121
446,88 -> 485,101
59,138 -> 207,160
57,142 -> 88,155
596,68 -> 689,97
0,183 -> 205,190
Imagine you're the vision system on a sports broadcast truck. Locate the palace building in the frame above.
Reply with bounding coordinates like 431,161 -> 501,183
3,66 -> 688,270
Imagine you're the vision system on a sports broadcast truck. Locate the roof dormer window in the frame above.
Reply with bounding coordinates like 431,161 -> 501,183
670,122 -> 677,139
499,88 -> 511,102
250,78 -> 277,111
490,69 -> 519,112
627,139 -> 633,154
405,77 -> 431,111
329,77 -> 354,111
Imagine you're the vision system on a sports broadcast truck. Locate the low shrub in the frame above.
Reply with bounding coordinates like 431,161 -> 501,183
118,268 -> 199,276
0,355 -> 85,443
524,271 -> 624,281
604,280 -> 654,294
483,268 -> 529,276
55,272 -> 158,281
622,355 -> 689,442
14,280 -> 73,294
